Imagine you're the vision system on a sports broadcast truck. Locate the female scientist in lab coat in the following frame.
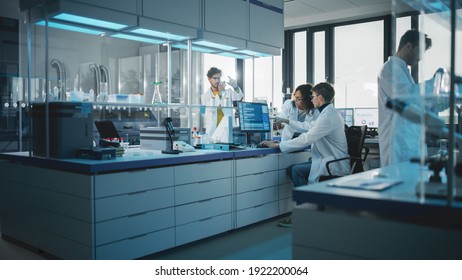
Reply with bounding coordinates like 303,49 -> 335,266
263,82 -> 350,184
276,83 -> 317,141
201,67 -> 244,142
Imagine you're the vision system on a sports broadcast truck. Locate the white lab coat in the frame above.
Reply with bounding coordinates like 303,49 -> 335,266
201,86 -> 244,141
378,56 -> 436,166
279,103 -> 350,183
280,99 -> 317,141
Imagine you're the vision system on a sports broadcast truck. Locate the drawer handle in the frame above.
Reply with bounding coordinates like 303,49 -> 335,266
127,169 -> 148,173
128,212 -> 147,218
127,190 -> 147,195
197,180 -> 212,184
128,233 -> 148,240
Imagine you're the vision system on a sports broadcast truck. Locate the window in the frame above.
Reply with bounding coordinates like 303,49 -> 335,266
293,31 -> 307,89
334,20 -> 384,108
244,55 -> 283,110
313,31 -> 326,83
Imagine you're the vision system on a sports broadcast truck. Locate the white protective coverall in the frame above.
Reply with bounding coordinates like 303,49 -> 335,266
280,99 -> 317,141
279,103 -> 350,183
201,86 -> 244,142
378,56 -> 436,166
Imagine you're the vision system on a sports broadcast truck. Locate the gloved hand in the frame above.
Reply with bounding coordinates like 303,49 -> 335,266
274,117 -> 289,125
228,76 -> 238,89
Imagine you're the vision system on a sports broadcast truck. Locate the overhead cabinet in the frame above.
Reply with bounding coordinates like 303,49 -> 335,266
249,0 -> 284,48
203,0 -> 248,40
143,0 -> 201,29
71,0 -> 140,14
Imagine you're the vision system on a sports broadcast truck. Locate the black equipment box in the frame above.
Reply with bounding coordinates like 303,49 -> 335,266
32,102 -> 93,158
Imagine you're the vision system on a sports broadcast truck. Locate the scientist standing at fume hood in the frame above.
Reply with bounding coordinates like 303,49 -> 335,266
201,67 -> 244,142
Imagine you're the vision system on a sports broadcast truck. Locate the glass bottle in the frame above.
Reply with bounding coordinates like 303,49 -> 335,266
151,81 -> 162,104
436,139 -> 448,159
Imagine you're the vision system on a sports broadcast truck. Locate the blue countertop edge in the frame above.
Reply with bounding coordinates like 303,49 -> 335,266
0,148 -> 280,174
292,162 -> 462,221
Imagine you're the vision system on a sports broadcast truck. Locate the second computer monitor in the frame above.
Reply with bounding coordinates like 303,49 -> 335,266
354,108 -> 379,128
336,108 -> 354,127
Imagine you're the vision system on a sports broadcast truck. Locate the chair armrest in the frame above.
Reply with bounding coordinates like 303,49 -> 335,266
362,146 -> 370,162
325,156 -> 362,176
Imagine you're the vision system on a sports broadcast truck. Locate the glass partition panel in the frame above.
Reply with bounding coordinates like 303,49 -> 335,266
392,0 -> 461,205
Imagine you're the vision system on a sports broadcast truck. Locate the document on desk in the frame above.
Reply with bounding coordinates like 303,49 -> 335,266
327,178 -> 402,191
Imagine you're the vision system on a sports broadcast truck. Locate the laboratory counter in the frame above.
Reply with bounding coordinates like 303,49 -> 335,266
0,147 -> 280,174
292,161 -> 462,259
0,147 -> 310,259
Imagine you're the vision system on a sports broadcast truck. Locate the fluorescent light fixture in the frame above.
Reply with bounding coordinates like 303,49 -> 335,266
172,43 -> 216,53
111,33 -> 165,44
217,52 -> 252,60
235,49 -> 272,57
36,20 -> 102,35
131,28 -> 188,41
194,40 -> 237,51
53,13 -> 127,30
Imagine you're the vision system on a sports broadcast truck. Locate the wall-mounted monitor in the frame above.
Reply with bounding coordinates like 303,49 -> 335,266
238,102 -> 271,132
354,108 -> 379,128
336,108 -> 354,127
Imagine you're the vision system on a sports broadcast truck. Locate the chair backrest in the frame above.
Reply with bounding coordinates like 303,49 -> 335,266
345,125 -> 367,173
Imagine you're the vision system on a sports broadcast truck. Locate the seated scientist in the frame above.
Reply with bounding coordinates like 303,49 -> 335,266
262,82 -> 350,184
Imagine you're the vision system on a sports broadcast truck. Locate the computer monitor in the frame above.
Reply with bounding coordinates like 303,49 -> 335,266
354,108 -> 379,128
336,108 -> 354,127
238,102 -> 271,132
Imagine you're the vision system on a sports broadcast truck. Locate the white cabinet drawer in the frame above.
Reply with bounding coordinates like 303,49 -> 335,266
279,198 -> 293,215
95,187 -> 174,222
95,167 -> 174,198
96,228 -> 175,260
279,182 -> 293,199
3,181 -> 92,222
95,207 -> 174,246
175,160 -> 232,185
279,169 -> 293,185
279,152 -> 310,169
235,155 -> 278,176
176,213 -> 232,246
175,196 -> 231,225
175,178 -> 232,205
236,201 -> 279,228
2,163 -> 93,198
236,186 -> 278,210
236,170 -> 278,193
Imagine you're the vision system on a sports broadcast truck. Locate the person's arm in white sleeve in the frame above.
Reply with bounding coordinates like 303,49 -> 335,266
279,113 -> 333,153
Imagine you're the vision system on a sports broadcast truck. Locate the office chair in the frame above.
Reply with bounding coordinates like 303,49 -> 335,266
319,125 -> 369,181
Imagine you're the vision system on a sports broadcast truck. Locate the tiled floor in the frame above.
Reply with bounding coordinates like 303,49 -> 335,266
0,216 -> 292,260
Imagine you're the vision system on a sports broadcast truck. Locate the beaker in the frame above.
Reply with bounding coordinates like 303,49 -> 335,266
436,139 -> 448,159
151,83 -> 162,104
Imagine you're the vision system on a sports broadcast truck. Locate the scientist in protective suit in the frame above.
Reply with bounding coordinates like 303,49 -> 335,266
378,29 -> 446,166
262,82 -> 350,184
201,67 -> 244,143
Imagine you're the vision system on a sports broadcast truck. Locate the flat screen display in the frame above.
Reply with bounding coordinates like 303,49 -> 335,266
354,108 -> 379,128
238,102 -> 271,132
336,108 -> 354,127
